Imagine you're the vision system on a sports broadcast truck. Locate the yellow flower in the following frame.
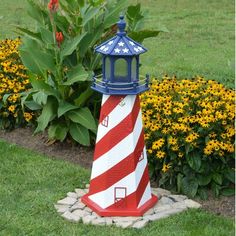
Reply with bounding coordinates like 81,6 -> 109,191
152,139 -> 165,150
162,163 -> 171,173
8,105 -> 16,113
156,151 -> 166,159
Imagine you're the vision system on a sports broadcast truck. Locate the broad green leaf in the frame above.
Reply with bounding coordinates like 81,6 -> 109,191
221,188 -> 235,196
40,27 -> 54,45
177,173 -> 184,193
30,78 -> 60,99
74,87 -> 94,107
24,101 -> 42,110
63,64 -> 90,85
78,28 -> 104,58
211,182 -> 221,197
197,174 -> 212,186
20,45 -> 56,75
33,91 -> 48,106
16,27 -> 42,41
212,173 -> 223,185
103,0 -> 127,28
2,94 -> 11,103
48,122 -> 68,141
224,169 -> 235,183
20,49 -> 43,76
26,0 -> 45,23
67,107 -> 97,131
58,101 -> 77,117
186,151 -> 201,171
60,32 -> 87,60
82,6 -> 100,26
128,30 -> 162,43
69,122 -> 90,146
198,187 -> 208,200
34,96 -> 57,133
181,177 -> 198,198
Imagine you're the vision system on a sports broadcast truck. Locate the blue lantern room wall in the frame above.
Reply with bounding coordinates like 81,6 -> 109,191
92,16 -> 149,95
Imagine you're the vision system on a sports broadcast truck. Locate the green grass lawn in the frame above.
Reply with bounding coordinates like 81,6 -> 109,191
0,0 -> 234,87
0,139 -> 234,236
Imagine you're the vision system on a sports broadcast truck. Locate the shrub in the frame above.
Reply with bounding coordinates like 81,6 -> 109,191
0,38 -> 33,129
140,76 -> 235,198
18,0 -> 165,146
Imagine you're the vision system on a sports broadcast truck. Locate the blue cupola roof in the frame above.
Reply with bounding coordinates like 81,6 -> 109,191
95,16 -> 147,56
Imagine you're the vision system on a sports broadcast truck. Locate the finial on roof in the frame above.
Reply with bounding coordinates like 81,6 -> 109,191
117,15 -> 126,36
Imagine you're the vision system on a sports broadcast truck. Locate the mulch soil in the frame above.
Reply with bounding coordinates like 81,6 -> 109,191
0,127 -> 235,219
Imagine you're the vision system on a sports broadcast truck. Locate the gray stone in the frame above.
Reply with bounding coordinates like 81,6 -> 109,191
143,207 -> 155,216
82,215 -> 97,224
154,204 -> 172,213
112,216 -> 140,223
54,204 -> 70,214
172,202 -> 187,210
92,218 -> 106,225
152,188 -> 171,198
144,212 -> 170,221
184,199 -> 201,209
103,217 -> 113,225
57,197 -> 77,205
67,192 -> 78,199
169,194 -> 187,202
84,207 -> 93,213
71,202 -> 86,211
75,188 -> 86,197
115,221 -> 134,228
132,219 -> 149,229
92,212 -> 100,217
62,211 -> 80,222
163,208 -> 185,216
158,196 -> 174,205
73,209 -> 90,218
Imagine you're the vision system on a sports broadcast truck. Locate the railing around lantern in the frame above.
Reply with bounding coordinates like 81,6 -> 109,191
91,74 -> 150,95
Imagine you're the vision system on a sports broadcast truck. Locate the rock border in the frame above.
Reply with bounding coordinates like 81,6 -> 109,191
54,186 -> 201,228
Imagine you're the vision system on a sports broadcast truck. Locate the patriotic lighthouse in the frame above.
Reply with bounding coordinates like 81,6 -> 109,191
81,16 -> 158,216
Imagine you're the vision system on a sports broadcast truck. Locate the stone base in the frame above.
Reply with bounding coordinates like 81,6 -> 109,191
81,193 -> 157,217
54,186 -> 201,229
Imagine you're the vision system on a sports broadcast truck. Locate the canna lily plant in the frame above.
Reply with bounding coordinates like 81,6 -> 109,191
19,0 -> 167,146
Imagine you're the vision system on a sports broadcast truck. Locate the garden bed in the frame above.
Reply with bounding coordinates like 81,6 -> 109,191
0,127 -> 234,218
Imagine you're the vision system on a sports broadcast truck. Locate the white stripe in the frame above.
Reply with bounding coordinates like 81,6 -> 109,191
88,154 -> 148,209
137,182 -> 152,208
91,110 -> 143,179
96,95 -> 136,143
101,94 -> 110,105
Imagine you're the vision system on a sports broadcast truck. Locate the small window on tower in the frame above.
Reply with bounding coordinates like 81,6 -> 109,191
114,187 -> 127,202
101,115 -> 109,127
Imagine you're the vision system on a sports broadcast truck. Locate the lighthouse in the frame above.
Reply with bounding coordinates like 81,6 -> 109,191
81,16 -> 158,216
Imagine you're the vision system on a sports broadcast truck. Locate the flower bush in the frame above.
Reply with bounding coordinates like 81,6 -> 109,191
0,38 -> 33,129
140,76 -> 235,198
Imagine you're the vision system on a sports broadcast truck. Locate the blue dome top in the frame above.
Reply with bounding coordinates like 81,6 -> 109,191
95,16 -> 147,56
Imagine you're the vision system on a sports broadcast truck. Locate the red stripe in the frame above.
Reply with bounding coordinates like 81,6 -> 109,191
99,95 -> 126,124
105,165 -> 150,210
89,130 -> 145,195
94,96 -> 140,160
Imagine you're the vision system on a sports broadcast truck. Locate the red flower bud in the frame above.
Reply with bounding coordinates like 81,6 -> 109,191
56,31 -> 64,47
48,0 -> 59,12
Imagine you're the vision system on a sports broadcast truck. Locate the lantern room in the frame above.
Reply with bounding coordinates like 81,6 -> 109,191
92,16 -> 150,95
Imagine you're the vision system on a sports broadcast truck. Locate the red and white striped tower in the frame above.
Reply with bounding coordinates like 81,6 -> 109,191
81,16 -> 158,216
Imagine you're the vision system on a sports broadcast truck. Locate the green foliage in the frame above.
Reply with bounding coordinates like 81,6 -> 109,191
18,0 -> 164,145
141,76 -> 235,198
